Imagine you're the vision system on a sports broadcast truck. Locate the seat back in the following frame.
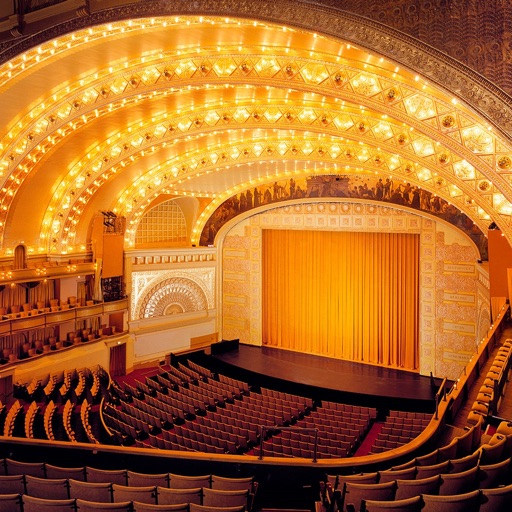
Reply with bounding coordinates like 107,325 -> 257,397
447,451 -> 479,474
24,475 -> 69,500
478,456 -> 512,488
132,502 -> 189,512
361,494 -> 423,512
168,473 -> 210,489
156,486 -> 202,505
127,470 -> 170,487
202,488 -> 250,509
478,436 -> 507,465
85,466 -> 128,485
21,495 -> 76,512
341,481 -> 396,512
414,460 -> 450,479
4,459 -> 45,478
68,478 -> 113,502
74,499 -> 132,511
45,463 -> 86,481
378,467 -> 416,483
211,475 -> 254,491
421,489 -> 481,512
0,474 -> 26,494
189,505 -> 245,512
394,475 -> 441,501
438,465 -> 479,495
480,483 -> 512,512
0,493 -> 22,512
112,483 -> 158,504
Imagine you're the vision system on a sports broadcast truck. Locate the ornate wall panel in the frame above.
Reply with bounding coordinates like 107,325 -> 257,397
221,200 -> 488,380
131,268 -> 215,320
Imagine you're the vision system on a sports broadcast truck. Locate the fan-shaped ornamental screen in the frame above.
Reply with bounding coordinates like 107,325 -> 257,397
139,277 -> 208,318
262,229 -> 419,370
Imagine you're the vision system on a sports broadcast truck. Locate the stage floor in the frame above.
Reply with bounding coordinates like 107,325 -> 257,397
210,344 -> 437,411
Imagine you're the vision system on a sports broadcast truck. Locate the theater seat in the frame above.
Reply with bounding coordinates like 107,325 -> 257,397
361,495 -> 423,512
421,490 -> 481,512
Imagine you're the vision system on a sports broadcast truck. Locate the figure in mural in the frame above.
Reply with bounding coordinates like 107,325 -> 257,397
199,174 -> 488,260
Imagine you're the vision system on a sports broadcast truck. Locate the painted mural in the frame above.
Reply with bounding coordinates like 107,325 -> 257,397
199,175 -> 488,259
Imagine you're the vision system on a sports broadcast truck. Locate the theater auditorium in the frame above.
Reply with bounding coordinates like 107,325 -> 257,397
0,1 -> 512,511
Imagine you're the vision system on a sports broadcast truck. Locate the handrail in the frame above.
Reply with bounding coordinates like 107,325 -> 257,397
434,377 -> 447,420
258,425 -> 319,462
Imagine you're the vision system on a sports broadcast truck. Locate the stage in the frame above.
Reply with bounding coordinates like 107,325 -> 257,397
200,343 -> 438,413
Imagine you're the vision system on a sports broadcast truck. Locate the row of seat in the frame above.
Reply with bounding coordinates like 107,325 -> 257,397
0,459 -> 257,492
345,486 -> 512,512
0,483 -> 252,510
468,340 -> 512,425
0,494 -> 246,512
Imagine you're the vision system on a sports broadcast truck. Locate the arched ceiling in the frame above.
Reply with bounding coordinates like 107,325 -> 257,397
1,6 -> 512,257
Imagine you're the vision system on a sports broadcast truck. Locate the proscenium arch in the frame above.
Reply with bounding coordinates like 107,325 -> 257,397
1,3 -> 512,256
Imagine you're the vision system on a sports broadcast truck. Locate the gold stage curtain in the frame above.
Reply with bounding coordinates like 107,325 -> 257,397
262,229 -> 419,370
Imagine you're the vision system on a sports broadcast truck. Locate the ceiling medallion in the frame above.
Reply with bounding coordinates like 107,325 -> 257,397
333,73 -> 344,86
397,133 -> 408,145
435,176 -> 445,186
404,163 -> 413,174
438,153 -> 450,164
497,156 -> 512,170
386,88 -> 398,101
478,180 -> 491,191
357,121 -> 367,132
441,115 -> 455,128
240,63 -> 251,74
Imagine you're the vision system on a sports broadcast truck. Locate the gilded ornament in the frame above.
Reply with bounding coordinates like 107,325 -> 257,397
438,153 -> 449,164
358,121 -> 366,132
497,156 -> 512,170
334,73 -> 343,85
387,88 -> 397,100
442,115 -> 455,128
478,180 -> 490,191
435,176 -> 445,186
398,133 -> 407,145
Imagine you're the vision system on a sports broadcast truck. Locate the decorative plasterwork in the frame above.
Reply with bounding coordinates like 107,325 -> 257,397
2,4 -> 512,255
1,1 -> 511,133
131,268 -> 215,319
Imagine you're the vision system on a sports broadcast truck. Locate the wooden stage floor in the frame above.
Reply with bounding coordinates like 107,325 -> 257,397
208,344 -> 438,413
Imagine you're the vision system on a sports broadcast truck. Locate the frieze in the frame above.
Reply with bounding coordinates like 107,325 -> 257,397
200,174 -> 488,259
